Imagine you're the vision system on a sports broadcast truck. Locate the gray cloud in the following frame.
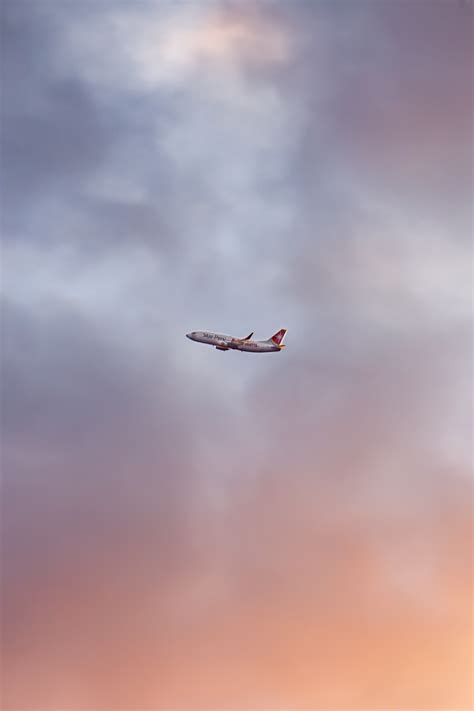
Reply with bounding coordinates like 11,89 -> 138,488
2,2 -> 472,708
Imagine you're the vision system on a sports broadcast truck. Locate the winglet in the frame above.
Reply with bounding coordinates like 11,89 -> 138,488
242,332 -> 254,341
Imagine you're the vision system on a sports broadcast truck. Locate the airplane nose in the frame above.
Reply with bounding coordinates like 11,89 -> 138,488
186,333 -> 192,339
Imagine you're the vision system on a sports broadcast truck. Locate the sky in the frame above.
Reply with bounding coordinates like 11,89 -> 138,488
1,1 -> 472,709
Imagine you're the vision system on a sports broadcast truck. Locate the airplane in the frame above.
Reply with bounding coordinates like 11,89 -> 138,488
186,328 -> 287,353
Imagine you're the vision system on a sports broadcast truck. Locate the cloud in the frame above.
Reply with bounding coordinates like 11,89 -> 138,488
1,1 -> 472,709
57,3 -> 290,92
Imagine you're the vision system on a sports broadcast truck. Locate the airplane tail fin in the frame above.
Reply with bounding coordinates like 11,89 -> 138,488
268,328 -> 287,346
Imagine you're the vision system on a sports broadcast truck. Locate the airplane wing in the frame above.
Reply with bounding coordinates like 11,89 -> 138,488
241,332 -> 254,341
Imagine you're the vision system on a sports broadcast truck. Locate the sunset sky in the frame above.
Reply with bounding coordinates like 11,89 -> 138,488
1,1 -> 472,709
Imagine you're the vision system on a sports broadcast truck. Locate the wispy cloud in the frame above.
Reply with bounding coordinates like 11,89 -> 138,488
2,1 -> 472,709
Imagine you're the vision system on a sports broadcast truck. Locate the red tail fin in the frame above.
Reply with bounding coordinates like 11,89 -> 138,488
270,328 -> 287,345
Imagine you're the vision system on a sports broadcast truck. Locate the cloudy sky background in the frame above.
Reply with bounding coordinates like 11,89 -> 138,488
1,1 -> 472,709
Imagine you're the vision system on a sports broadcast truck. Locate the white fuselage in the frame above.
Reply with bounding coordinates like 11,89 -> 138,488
186,331 -> 282,353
